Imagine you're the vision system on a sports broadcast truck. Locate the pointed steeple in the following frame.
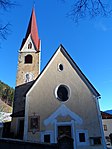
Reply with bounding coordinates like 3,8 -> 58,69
20,8 -> 40,51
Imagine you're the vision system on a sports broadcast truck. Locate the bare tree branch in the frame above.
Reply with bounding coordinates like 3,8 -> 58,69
0,0 -> 15,10
0,23 -> 10,40
61,0 -> 112,23
0,0 -> 15,41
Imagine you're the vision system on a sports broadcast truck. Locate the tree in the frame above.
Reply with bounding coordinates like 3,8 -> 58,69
0,80 -> 14,106
61,0 -> 112,22
0,0 -> 15,40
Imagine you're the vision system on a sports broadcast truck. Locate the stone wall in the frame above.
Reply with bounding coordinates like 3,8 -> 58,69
0,138 -> 58,149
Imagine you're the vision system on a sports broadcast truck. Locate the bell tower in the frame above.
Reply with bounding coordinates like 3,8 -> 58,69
16,8 -> 41,86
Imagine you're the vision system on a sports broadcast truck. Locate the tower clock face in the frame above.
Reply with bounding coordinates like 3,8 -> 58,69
25,73 -> 34,83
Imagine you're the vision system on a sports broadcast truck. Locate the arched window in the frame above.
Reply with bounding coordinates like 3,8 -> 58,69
25,55 -> 33,64
28,42 -> 32,49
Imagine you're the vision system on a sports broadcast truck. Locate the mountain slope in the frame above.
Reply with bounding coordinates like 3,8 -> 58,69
0,98 -> 12,113
105,110 -> 112,115
0,80 -> 14,106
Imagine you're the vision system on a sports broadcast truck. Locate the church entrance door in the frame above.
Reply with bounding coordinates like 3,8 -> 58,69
58,125 -> 72,138
57,125 -> 74,149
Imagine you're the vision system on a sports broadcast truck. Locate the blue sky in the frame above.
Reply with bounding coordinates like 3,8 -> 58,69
0,0 -> 112,111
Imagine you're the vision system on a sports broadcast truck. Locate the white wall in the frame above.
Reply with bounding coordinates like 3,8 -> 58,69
102,119 -> 112,147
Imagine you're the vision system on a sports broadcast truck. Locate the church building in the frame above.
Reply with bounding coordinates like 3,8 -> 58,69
11,8 -> 106,149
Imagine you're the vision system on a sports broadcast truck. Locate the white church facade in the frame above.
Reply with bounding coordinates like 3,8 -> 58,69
11,8 -> 106,149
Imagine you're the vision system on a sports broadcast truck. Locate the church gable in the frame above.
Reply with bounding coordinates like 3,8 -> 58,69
27,44 -> 100,98
24,44 -> 103,146
26,44 -> 101,130
20,35 -> 37,53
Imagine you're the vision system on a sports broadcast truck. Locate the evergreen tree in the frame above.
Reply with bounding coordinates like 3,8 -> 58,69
0,80 -> 14,106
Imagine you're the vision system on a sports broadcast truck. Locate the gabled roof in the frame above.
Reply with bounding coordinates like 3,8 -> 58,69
101,111 -> 112,119
27,44 -> 100,98
12,81 -> 34,117
20,8 -> 40,51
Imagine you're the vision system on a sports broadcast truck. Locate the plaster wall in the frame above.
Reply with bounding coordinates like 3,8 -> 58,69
27,51 -> 102,145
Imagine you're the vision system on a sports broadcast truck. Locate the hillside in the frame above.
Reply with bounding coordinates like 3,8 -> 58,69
0,99 -> 12,113
0,80 -> 14,107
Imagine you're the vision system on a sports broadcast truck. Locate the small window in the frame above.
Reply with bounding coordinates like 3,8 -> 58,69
76,130 -> 89,146
58,64 -> 63,71
41,131 -> 53,143
44,134 -> 50,143
103,125 -> 107,131
28,42 -> 32,49
93,138 -> 101,145
90,137 -> 101,145
25,54 -> 32,64
79,133 -> 86,142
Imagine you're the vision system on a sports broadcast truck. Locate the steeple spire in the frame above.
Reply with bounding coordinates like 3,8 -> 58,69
20,7 -> 40,51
